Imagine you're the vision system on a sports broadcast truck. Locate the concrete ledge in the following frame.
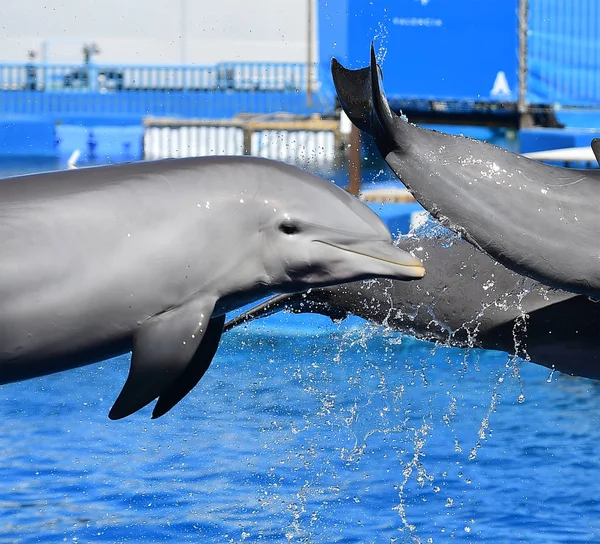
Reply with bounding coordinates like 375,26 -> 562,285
360,187 -> 416,204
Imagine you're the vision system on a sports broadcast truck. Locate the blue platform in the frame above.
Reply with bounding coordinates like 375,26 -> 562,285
0,116 -> 57,157
55,124 -> 144,162
520,127 -> 600,154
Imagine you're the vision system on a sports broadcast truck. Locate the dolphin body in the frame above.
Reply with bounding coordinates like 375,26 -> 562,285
331,45 -> 600,298
0,156 -> 425,419
225,226 -> 600,380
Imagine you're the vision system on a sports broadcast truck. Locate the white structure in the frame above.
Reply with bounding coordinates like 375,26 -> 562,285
0,1 -> 315,64
143,124 -> 338,167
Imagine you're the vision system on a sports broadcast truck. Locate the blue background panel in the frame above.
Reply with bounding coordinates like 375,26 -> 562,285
0,117 -> 57,157
318,0 -> 519,103
527,0 -> 600,106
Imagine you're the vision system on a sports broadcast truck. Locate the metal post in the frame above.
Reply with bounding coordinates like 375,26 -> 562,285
348,125 -> 362,196
517,0 -> 529,123
181,0 -> 187,64
242,127 -> 252,156
306,0 -> 313,108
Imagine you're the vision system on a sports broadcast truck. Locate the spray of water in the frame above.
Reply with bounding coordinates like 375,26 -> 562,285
263,211 -> 551,541
374,9 -> 390,65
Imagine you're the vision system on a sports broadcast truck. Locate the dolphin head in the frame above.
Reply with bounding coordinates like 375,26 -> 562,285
254,160 -> 425,291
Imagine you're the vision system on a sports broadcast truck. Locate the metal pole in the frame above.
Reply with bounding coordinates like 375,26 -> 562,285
181,0 -> 187,64
243,126 -> 252,156
517,0 -> 529,118
307,0 -> 313,108
348,125 -> 362,196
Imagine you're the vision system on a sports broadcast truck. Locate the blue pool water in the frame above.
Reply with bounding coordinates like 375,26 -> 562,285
1,160 -> 600,543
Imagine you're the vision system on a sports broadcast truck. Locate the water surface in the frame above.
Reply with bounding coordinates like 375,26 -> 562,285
1,159 -> 599,543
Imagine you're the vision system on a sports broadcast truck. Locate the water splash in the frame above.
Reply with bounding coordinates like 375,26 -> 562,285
393,418 -> 434,543
374,9 -> 390,65
260,258 -> 546,542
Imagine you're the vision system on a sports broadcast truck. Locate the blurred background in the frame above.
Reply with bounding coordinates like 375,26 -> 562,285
0,0 -> 598,175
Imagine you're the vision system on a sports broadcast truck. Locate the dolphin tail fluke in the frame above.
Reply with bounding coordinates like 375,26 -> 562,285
591,138 -> 600,166
331,43 -> 411,157
368,43 -> 413,157
330,58 -> 373,133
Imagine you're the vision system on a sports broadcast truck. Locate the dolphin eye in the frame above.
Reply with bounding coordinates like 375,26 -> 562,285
279,221 -> 300,236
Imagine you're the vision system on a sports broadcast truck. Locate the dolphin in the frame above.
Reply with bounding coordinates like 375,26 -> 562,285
331,44 -> 600,297
225,224 -> 600,381
0,156 -> 425,419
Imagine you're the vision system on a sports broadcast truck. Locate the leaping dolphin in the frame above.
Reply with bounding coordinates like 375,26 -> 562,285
225,225 -> 600,381
331,44 -> 600,297
0,156 -> 425,419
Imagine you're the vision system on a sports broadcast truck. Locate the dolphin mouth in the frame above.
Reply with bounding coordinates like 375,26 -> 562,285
315,240 -> 425,279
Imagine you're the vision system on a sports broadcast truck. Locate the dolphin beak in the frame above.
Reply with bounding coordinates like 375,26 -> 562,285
317,240 -> 425,280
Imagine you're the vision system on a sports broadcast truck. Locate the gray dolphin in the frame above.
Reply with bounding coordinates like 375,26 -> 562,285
0,156 -> 425,419
331,45 -> 600,297
225,225 -> 600,380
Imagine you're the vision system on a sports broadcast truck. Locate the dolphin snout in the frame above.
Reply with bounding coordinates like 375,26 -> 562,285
316,239 -> 425,281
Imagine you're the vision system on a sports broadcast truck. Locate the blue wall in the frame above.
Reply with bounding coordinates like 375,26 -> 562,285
527,0 -> 600,106
0,90 -> 329,121
0,117 -> 145,160
55,125 -> 144,163
318,0 -> 600,108
316,0 -> 350,100
0,88 -> 333,158
0,117 -> 57,156
318,0 -> 519,103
